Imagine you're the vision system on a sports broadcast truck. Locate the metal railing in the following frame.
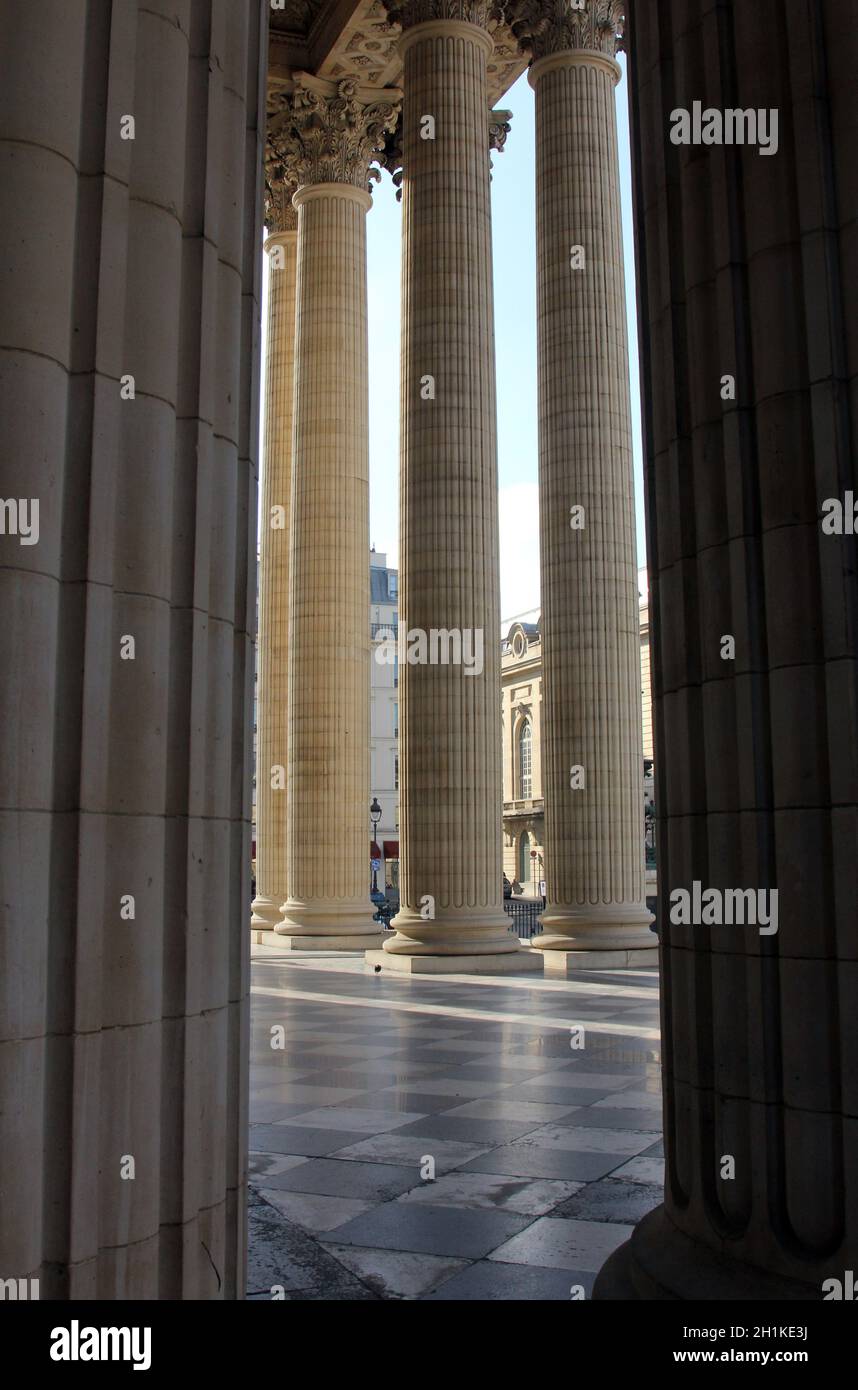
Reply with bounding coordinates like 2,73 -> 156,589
373,899 -> 395,929
504,897 -> 543,940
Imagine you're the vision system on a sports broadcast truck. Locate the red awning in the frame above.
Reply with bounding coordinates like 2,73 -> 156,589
383,840 -> 399,858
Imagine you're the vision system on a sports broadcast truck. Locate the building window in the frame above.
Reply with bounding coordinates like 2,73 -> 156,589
388,572 -> 398,599
519,830 -> 532,884
394,702 -> 398,738
394,753 -> 399,790
518,720 -> 532,799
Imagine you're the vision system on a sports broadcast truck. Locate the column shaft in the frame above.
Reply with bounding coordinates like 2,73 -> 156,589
531,47 -> 653,964
0,0 -> 263,1297
597,0 -> 858,1298
381,17 -> 518,963
277,184 -> 381,946
251,228 -> 297,931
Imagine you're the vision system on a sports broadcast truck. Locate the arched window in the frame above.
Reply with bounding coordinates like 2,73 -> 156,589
519,830 -> 532,884
518,720 -> 532,799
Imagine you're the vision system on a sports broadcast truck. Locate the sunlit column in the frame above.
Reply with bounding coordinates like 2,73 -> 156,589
273,76 -> 400,949
251,169 -> 298,933
372,3 -> 539,972
510,0 -> 654,969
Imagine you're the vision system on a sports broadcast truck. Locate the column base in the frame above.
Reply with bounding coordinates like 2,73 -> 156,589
539,946 -> 659,973
365,947 -> 543,975
275,933 -> 387,952
275,896 -> 381,947
534,901 -> 656,955
383,905 -> 520,957
594,1206 -> 823,1301
250,895 -> 284,931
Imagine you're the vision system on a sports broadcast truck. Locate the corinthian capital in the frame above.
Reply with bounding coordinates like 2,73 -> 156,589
496,0 -> 624,61
381,1 -> 495,29
264,145 -> 299,233
267,75 -> 402,193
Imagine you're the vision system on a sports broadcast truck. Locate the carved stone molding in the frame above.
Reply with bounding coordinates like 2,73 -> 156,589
266,73 -> 402,192
377,119 -> 404,198
496,0 -> 625,61
264,157 -> 299,233
324,2 -> 401,87
489,106 -> 512,153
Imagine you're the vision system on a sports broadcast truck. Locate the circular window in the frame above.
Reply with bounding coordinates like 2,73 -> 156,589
512,633 -> 526,658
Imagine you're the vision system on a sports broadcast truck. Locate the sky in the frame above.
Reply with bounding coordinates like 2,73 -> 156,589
263,55 -> 646,625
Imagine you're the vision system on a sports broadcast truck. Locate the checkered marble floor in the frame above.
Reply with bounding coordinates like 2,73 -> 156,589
247,945 -> 663,1300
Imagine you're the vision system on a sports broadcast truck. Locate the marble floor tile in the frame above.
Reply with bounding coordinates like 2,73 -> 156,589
488,1216 -> 633,1273
383,1077 -> 516,1098
331,1132 -> 490,1173
423,1260 -> 591,1301
442,1098 -> 579,1123
553,1106 -> 662,1132
508,1123 -> 657,1156
260,1157 -> 423,1201
256,1189 -> 373,1233
328,1089 -> 473,1114
393,1114 -> 544,1145
609,1154 -> 666,1185
283,1106 -> 426,1134
329,1203 -> 532,1259
247,1153 -> 309,1184
248,951 -> 663,1299
397,1171 -> 583,1216
321,1244 -> 469,1299
249,1125 -> 371,1157
251,1083 -> 367,1107
518,1070 -> 635,1091
552,1179 -> 663,1225
459,1145 -> 632,1182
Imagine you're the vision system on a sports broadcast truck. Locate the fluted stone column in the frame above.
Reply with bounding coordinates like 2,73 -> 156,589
509,1 -> 653,970
273,76 -> 400,949
251,171 -> 298,934
597,0 -> 858,1298
0,0 -> 265,1297
370,2 -> 539,973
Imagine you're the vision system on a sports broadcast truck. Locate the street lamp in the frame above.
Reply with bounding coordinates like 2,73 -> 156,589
370,797 -> 382,898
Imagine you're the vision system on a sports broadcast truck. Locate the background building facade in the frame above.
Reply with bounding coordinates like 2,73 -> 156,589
502,568 -> 655,901
370,549 -> 400,893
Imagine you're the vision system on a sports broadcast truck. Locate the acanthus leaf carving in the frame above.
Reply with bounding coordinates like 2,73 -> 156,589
492,0 -> 625,61
267,74 -> 402,193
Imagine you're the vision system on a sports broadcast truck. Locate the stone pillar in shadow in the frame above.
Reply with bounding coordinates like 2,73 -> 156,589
596,0 -> 858,1298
